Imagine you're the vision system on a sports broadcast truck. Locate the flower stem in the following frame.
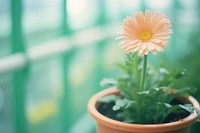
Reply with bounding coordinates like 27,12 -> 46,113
140,55 -> 147,91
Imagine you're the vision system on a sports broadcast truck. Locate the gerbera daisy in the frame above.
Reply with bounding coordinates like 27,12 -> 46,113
117,10 -> 172,56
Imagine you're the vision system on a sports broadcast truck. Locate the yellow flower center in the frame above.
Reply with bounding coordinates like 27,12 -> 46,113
140,30 -> 152,41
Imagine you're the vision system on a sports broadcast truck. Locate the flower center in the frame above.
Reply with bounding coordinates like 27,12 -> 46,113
140,30 -> 152,41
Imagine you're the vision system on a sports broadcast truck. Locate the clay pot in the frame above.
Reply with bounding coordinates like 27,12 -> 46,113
88,88 -> 200,133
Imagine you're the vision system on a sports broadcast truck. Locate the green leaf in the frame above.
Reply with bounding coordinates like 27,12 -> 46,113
194,107 -> 200,122
152,87 -> 164,91
100,78 -> 117,87
113,99 -> 135,111
137,87 -> 164,96
159,68 -> 169,75
174,69 -> 187,78
179,104 -> 194,113
137,91 -> 150,95
158,68 -> 187,87
164,103 -> 172,108
157,102 -> 172,108
116,63 -> 127,73
98,94 -> 120,103
179,104 -> 200,122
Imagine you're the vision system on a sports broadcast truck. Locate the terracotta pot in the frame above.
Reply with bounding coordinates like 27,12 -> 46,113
88,88 -> 200,133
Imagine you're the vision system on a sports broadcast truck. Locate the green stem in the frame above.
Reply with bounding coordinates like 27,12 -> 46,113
140,55 -> 148,91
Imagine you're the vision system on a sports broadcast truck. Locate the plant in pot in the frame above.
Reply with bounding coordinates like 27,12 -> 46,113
88,10 -> 200,133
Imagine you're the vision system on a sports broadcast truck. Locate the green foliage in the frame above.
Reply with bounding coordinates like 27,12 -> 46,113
100,52 -> 200,124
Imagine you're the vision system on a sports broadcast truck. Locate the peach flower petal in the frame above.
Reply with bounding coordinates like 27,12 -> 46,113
117,10 -> 172,56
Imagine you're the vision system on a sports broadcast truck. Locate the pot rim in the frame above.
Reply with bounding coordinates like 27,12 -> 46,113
88,88 -> 200,132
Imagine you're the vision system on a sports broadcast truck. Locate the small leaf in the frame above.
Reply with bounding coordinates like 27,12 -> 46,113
113,99 -> 135,111
137,91 -> 150,95
100,78 -> 117,87
174,69 -> 187,78
116,63 -> 127,73
113,104 -> 120,111
194,107 -> 200,122
179,104 -> 194,113
157,102 -> 172,108
158,68 -> 187,87
159,68 -> 169,75
98,94 -> 120,103
164,103 -> 172,108
153,87 -> 164,91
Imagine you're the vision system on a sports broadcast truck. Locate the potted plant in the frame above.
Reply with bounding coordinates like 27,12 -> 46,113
88,10 -> 200,133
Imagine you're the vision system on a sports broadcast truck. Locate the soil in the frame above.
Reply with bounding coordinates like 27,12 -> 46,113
97,101 -> 123,122
163,99 -> 190,123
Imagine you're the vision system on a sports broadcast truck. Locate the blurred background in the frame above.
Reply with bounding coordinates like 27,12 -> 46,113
0,0 -> 200,133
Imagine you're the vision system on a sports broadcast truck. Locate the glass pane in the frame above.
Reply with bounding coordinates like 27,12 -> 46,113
67,0 -> 98,30
27,58 -> 63,133
0,0 -> 11,58
23,0 -> 63,46
0,76 -> 14,133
